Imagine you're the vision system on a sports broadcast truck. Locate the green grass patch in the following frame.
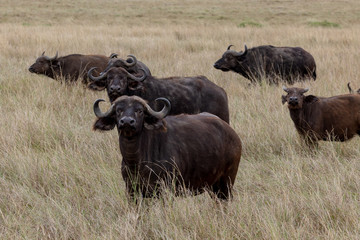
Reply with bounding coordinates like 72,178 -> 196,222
308,20 -> 340,28
237,21 -> 262,28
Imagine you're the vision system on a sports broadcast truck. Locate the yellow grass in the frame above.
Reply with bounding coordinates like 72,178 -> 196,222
1,0 -> 360,239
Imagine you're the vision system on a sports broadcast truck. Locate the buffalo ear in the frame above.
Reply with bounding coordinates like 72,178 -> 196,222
281,95 -> 287,104
304,95 -> 319,104
88,81 -> 106,91
50,60 -> 60,69
144,116 -> 166,131
128,81 -> 142,91
93,117 -> 116,131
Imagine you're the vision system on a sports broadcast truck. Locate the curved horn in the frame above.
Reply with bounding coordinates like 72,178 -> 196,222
243,44 -> 248,54
231,44 -> 248,57
282,86 -> 289,93
347,82 -> 353,93
110,53 -> 118,59
49,51 -> 58,61
88,67 -> 108,81
144,98 -> 171,119
41,51 -> 45,56
93,99 -> 115,118
227,45 -> 234,50
126,68 -> 147,82
300,88 -> 309,94
124,54 -> 137,67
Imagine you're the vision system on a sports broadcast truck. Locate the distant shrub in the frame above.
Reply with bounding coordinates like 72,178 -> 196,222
237,21 -> 262,28
308,20 -> 340,28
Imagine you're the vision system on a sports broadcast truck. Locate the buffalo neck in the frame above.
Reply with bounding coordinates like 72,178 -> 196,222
118,129 -> 155,167
288,103 -> 311,131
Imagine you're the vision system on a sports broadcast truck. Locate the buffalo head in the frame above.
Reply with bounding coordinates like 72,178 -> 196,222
28,51 -> 59,75
93,96 -> 171,138
282,87 -> 310,109
214,44 -> 248,72
88,67 -> 146,102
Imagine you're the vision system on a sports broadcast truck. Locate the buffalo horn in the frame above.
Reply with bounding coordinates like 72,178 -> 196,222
300,88 -> 309,94
50,51 -> 58,61
144,98 -> 171,119
227,45 -> 234,50
124,54 -> 137,67
282,86 -> 289,93
93,99 -> 115,118
126,68 -> 147,82
88,67 -> 108,81
110,53 -> 118,59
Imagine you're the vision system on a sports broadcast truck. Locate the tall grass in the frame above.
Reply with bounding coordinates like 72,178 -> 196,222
0,0 -> 360,239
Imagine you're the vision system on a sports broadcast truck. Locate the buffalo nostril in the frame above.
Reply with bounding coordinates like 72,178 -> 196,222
130,119 -> 135,125
120,119 -> 124,124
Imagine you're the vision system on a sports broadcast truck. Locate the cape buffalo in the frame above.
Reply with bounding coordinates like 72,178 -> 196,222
347,82 -> 360,94
282,87 -> 360,145
101,54 -> 152,77
88,66 -> 230,123
93,96 -> 242,200
28,52 -> 113,84
214,44 -> 317,84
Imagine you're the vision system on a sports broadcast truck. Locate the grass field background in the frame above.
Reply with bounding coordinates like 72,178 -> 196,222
1,0 -> 360,239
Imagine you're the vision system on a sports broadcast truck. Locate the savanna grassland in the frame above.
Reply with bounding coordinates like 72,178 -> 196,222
1,0 -> 360,239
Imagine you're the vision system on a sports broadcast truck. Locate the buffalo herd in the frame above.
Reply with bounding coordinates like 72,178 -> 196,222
28,44 -> 360,201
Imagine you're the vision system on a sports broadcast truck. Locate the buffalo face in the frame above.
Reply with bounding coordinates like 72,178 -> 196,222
214,45 -> 248,72
93,96 -> 171,138
88,66 -> 146,103
282,87 -> 309,109
29,52 -> 58,75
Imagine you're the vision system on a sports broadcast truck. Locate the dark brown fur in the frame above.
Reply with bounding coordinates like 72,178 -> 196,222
282,87 -> 360,145
214,45 -> 317,84
89,67 -> 230,123
93,96 -> 242,200
29,53 -> 111,84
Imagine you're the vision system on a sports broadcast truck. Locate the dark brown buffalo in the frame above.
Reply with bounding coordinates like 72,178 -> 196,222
214,44 -> 317,84
282,87 -> 360,145
93,96 -> 242,200
28,52 -> 113,84
347,82 -> 360,94
88,66 -> 230,123
101,54 -> 152,77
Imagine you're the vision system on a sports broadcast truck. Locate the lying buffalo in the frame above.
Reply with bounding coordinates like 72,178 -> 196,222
101,54 -> 152,77
347,82 -> 360,94
282,87 -> 360,145
214,44 -> 317,84
93,96 -> 242,200
88,66 -> 230,123
28,52 -> 113,84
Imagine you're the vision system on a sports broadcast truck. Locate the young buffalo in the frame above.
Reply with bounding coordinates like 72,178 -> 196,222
282,87 -> 360,145
93,96 -> 242,200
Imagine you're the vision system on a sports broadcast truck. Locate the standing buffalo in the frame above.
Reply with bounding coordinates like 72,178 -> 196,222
282,87 -> 360,145
214,44 -> 317,84
28,52 -> 113,84
347,82 -> 360,94
88,66 -> 230,123
93,96 -> 242,200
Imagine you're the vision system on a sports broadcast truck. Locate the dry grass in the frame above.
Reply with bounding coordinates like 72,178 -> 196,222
1,0 -> 360,239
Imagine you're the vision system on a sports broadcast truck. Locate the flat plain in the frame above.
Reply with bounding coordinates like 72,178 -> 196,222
0,0 -> 360,239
